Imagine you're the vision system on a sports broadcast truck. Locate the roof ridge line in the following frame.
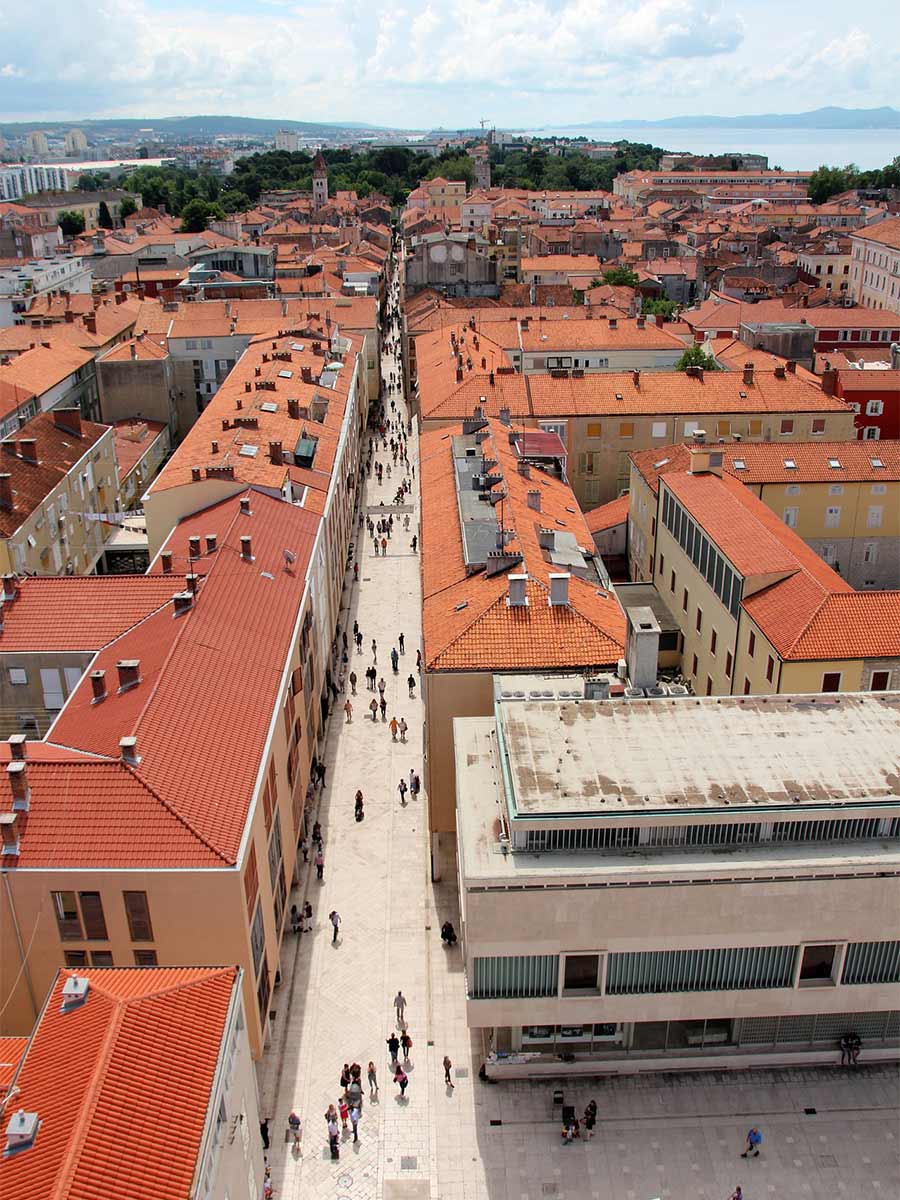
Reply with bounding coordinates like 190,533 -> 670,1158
426,577 -> 510,665
91,965 -> 236,1007
122,764 -> 234,865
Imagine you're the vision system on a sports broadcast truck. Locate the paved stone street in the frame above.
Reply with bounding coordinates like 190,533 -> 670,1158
257,266 -> 900,1200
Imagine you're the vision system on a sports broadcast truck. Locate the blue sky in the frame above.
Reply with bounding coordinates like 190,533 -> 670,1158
1,0 -> 899,126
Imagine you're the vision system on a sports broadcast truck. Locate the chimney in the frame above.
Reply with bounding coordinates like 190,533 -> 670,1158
90,670 -> 107,703
636,316 -> 645,329
786,359 -> 796,374
456,366 -> 463,382
191,467 -> 201,481
774,365 -> 785,379
84,314 -> 97,335
185,572 -> 200,595
821,365 -> 837,396
64,309 -> 75,323
609,318 -> 618,330
7,761 -> 29,811
2,442 -> 15,457
119,736 -> 139,766
0,812 -> 20,855
173,591 -> 193,617
188,535 -> 201,558
240,535 -> 253,560
288,398 -> 300,419
269,440 -> 283,464
116,660 -> 140,692
0,474 -> 12,511
160,551 -> 173,574
742,362 -> 754,386
8,733 -> 27,761
507,573 -> 528,608
19,440 -> 37,464
527,489 -> 541,512
2,575 -> 19,602
130,342 -> 136,360
204,534 -> 217,553
499,406 -> 510,426
549,572 -> 570,607
632,369 -> 641,387
52,408 -> 82,437
539,528 -> 556,550
240,496 -> 252,516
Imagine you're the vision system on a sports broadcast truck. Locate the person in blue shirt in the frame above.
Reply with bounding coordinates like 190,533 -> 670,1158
741,1126 -> 762,1158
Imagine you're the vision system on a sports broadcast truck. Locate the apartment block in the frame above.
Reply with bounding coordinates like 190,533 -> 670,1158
0,342 -> 100,422
456,689 -> 900,1078
0,966 -> 263,1200
0,256 -> 92,328
626,444 -> 900,698
850,217 -> 900,314
0,409 -> 118,578
420,417 -> 626,877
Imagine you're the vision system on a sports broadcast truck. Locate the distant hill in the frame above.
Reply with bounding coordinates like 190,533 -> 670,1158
0,114 -> 389,139
560,107 -> 900,131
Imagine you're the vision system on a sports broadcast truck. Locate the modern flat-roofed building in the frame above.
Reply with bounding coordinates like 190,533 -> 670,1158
0,966 -> 263,1200
456,688 -> 900,1077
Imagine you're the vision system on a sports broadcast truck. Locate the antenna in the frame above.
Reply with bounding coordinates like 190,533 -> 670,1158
283,548 -> 297,570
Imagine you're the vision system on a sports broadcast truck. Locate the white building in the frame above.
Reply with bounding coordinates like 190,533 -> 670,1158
0,256 -> 92,328
274,130 -> 302,152
0,158 -> 175,201
64,129 -> 88,156
850,217 -> 900,315
456,683 -> 900,1077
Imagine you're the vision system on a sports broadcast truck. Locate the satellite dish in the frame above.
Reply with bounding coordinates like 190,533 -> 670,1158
283,549 -> 297,567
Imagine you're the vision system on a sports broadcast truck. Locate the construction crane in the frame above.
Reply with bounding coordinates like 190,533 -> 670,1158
479,118 -> 490,131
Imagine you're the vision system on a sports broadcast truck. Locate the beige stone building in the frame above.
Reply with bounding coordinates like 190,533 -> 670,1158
0,409 -> 118,578
850,216 -> 900,314
456,689 -> 900,1077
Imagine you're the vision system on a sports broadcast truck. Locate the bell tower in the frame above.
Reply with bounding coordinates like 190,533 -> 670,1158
312,152 -> 328,208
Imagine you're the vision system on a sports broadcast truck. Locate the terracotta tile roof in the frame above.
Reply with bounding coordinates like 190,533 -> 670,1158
1,967 -> 237,1200
787,592 -> 900,659
0,1036 -> 27,1094
516,317 -> 685,352
421,420 -> 625,672
835,368 -> 900,392
113,418 -> 169,479
45,490 -> 319,865
850,216 -> 900,250
521,254 -> 602,273
722,439 -> 900,482
0,412 -> 111,537
100,336 -> 168,362
685,296 -> 900,331
0,575 -> 184,651
584,493 -> 630,533
0,342 -> 95,400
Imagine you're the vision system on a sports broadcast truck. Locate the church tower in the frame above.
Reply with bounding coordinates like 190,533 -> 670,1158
312,152 -> 329,208
473,145 -> 491,191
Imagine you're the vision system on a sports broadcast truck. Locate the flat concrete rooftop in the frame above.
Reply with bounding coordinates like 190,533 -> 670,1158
498,691 -> 900,817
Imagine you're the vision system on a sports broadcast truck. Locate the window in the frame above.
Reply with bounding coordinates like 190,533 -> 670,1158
716,420 -> 730,437
825,506 -> 841,528
134,950 -> 158,966
562,953 -> 602,994
651,421 -> 667,438
748,419 -> 762,436
91,951 -> 114,967
658,553 -> 664,577
710,629 -> 717,656
867,506 -> 883,529
828,484 -> 844,496
79,893 -> 108,940
691,654 -> 698,677
725,651 -> 733,677
780,419 -> 794,435
783,507 -> 799,528
871,483 -> 886,495
619,422 -> 634,438
65,951 -> 88,968
822,672 -> 841,692
8,669 -> 27,685
40,668 -> 65,710
766,656 -> 774,683
798,944 -> 838,986
863,542 -> 878,564
683,420 -> 700,437
785,483 -> 800,496
669,570 -> 675,594
870,670 -> 890,692
250,902 -> 265,977
866,400 -> 884,416
864,426 -> 880,440
682,588 -> 688,612
53,891 -> 82,940
695,608 -> 703,633
812,418 -> 826,434
586,422 -> 602,438
123,891 -> 153,941
743,678 -> 751,695
748,631 -> 756,657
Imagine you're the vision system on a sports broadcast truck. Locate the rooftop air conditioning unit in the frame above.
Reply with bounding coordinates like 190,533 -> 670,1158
645,684 -> 668,698
624,686 -> 645,699
667,684 -> 689,697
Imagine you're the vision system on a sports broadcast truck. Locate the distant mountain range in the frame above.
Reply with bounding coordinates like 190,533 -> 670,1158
0,115 -> 389,139
557,107 -> 900,131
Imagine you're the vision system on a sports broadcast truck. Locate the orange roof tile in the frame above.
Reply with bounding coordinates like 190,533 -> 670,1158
584,493 -> 630,533
113,419 -> 168,479
0,342 -> 96,400
0,967 -> 237,1200
850,216 -> 900,250
0,1037 -> 27,1094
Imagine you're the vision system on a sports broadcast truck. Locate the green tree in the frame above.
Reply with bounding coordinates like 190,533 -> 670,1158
220,190 -> 252,214
641,298 -> 678,320
602,267 -> 640,287
674,344 -> 719,372
808,165 -> 851,204
76,173 -> 100,191
119,196 -> 137,219
426,155 -> 473,187
98,201 -> 113,229
57,210 -> 86,237
179,198 -> 226,233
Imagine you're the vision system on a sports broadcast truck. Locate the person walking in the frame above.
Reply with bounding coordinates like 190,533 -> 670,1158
329,910 -> 341,944
260,1118 -> 270,1150
584,1099 -> 597,1138
349,1106 -> 360,1142
381,536 -> 388,555
407,674 -> 416,699
356,630 -> 363,652
288,1110 -> 301,1149
394,1065 -> 409,1098
379,696 -> 387,721
394,991 -> 407,1024
443,1055 -> 454,1087
411,535 -> 417,552
344,699 -> 353,723
398,632 -> 405,654
299,836 -> 309,863
349,670 -> 357,695
399,717 -> 408,743
398,777 -> 408,805
378,677 -> 387,700
367,1061 -> 379,1097
355,790 -> 364,822
386,1032 -> 400,1063
327,1114 -> 340,1158
303,900 -> 313,932
371,639 -> 377,662
416,648 -> 422,672
741,1127 -> 762,1158
390,715 -> 399,742
315,848 -> 325,881
369,697 -> 378,721
391,647 -> 399,673
729,1188 -> 743,1200
400,1030 -> 413,1061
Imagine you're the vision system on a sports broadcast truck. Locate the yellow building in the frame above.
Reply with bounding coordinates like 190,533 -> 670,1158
626,444 -> 900,698
422,177 -> 467,208
0,408 -> 118,577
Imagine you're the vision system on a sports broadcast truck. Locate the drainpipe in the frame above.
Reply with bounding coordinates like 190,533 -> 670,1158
2,871 -> 39,1021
